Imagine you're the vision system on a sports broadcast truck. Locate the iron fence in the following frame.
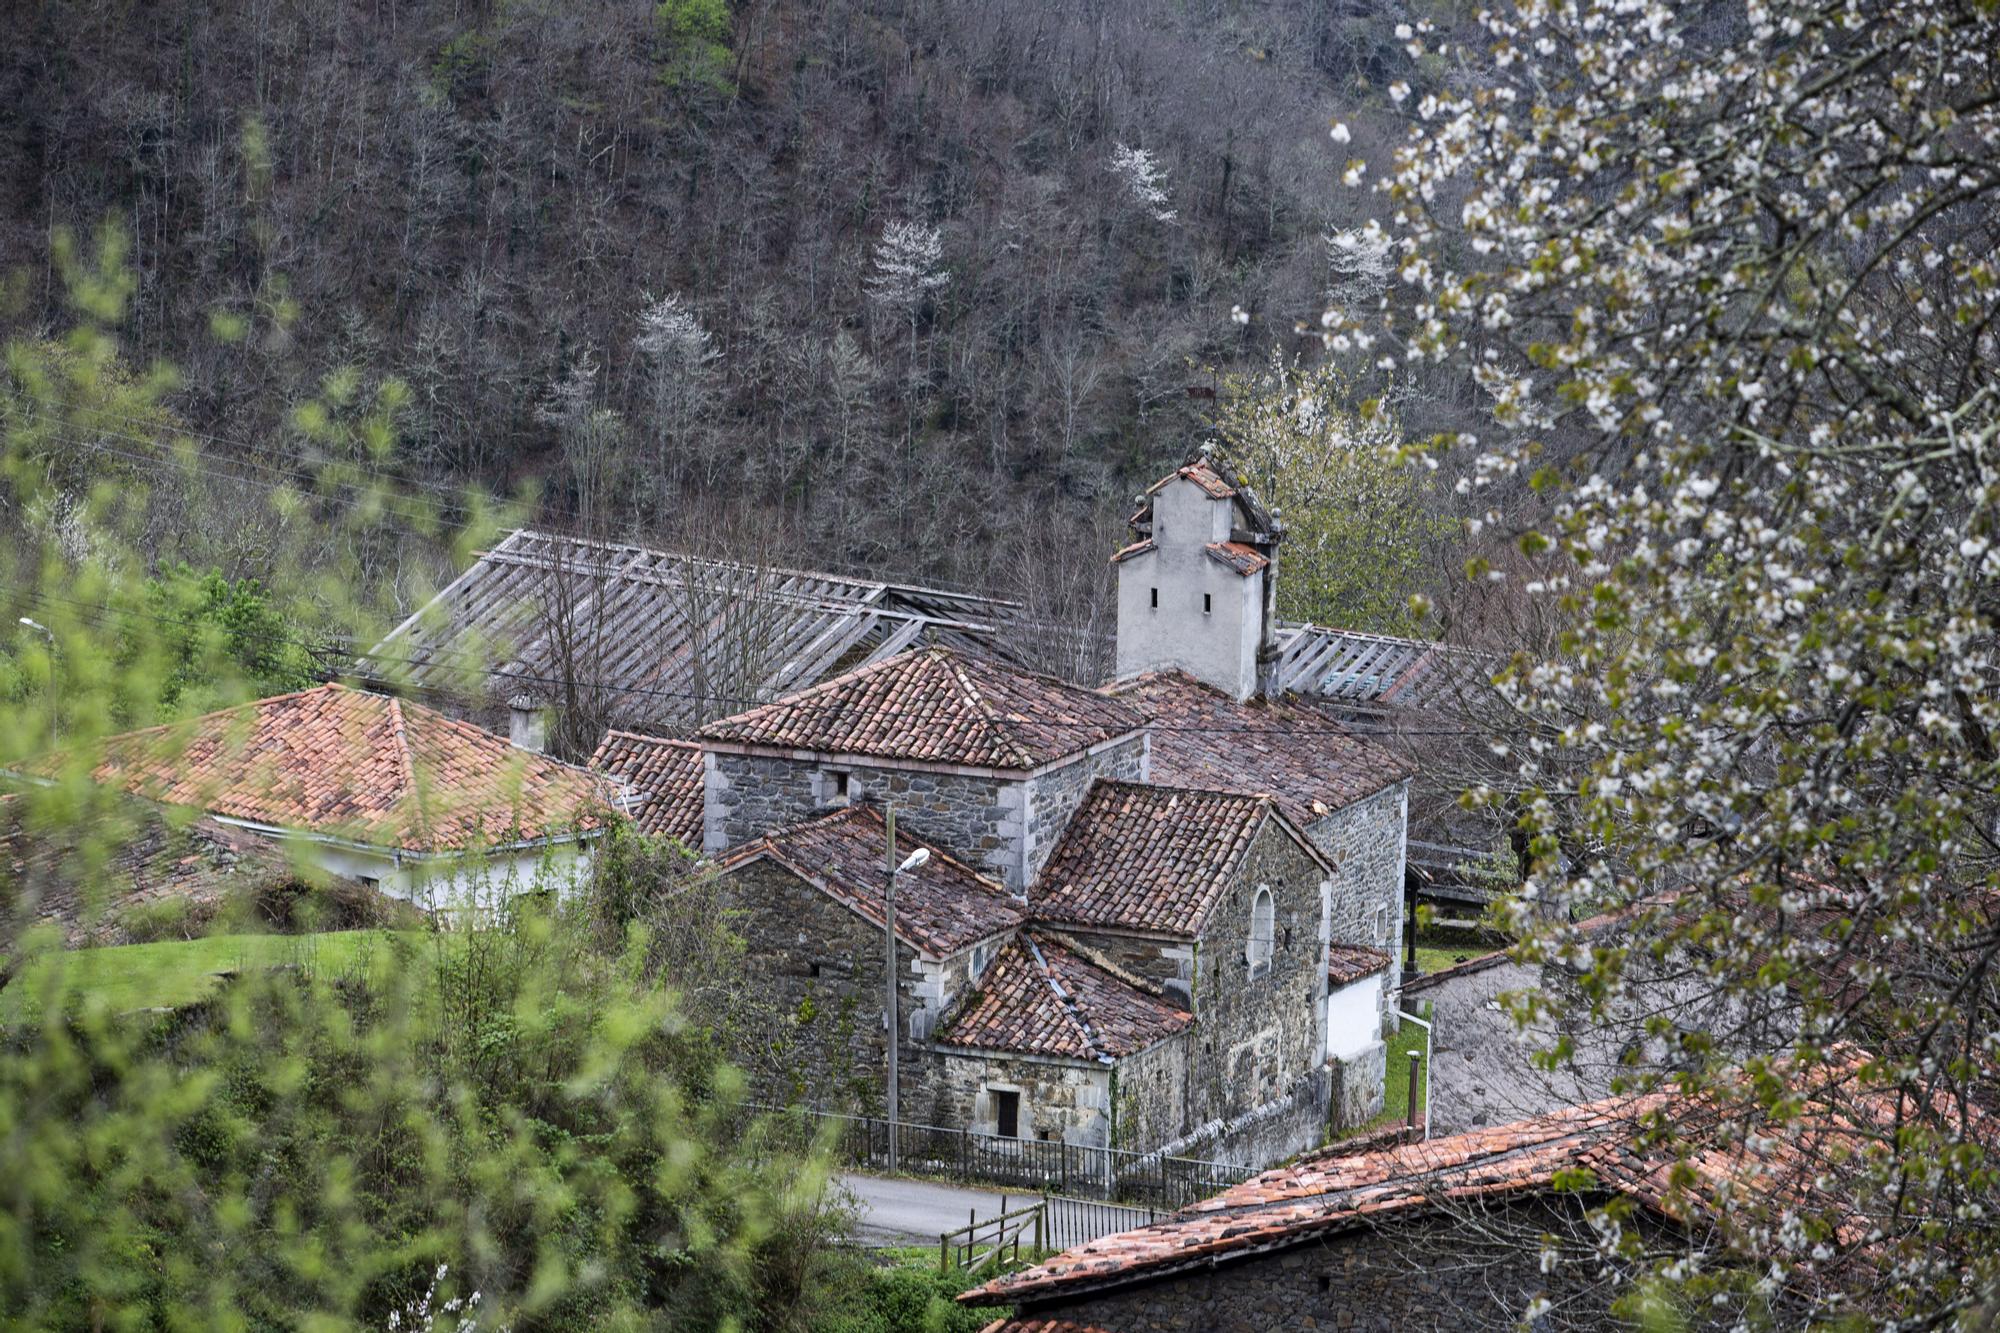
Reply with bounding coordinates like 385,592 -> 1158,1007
751,1103 -> 1253,1209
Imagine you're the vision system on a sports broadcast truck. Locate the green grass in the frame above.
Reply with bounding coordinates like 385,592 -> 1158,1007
1,929 -> 433,1020
1413,944 -> 1483,976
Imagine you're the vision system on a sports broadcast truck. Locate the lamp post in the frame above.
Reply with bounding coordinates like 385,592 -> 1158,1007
884,803 -> 930,1173
19,618 -> 56,742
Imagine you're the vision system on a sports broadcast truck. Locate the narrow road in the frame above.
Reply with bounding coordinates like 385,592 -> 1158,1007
838,1172 -> 1021,1246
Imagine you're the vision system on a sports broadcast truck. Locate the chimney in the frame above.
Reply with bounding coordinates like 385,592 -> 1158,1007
508,694 -> 548,753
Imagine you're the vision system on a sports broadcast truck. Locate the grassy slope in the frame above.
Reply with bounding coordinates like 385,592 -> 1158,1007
1,930 -> 432,1019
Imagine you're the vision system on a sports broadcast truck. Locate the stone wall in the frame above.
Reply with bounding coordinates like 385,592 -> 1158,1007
712,857 -> 991,1114
1186,817 -> 1329,1128
1021,735 -> 1148,884
1329,1037 -> 1387,1130
1015,1197 -> 1630,1333
938,1050 -> 1114,1146
704,750 -> 1024,888
1306,778 -> 1410,1024
1109,1032 -> 1190,1151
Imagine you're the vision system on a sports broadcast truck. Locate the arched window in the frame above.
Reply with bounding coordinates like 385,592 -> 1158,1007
1247,886 -> 1275,976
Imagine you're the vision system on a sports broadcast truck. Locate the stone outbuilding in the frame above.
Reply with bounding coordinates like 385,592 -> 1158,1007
933,931 -> 1193,1149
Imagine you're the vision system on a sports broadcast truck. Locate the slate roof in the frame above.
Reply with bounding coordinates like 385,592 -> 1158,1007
968,1066 -> 1927,1305
1327,944 -> 1391,987
699,647 -> 1144,771
1202,541 -> 1269,576
1032,781 -> 1320,938
937,932 -> 1192,1063
712,805 -> 1025,958
589,730 -> 704,844
23,684 -> 613,854
1103,670 -> 1415,825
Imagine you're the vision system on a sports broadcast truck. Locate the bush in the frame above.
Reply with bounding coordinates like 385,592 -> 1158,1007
0,900 -> 852,1329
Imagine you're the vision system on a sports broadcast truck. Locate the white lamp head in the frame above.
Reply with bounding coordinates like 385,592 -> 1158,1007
896,848 -> 931,874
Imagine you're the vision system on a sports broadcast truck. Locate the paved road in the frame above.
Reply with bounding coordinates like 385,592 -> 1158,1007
838,1172 -> 1024,1246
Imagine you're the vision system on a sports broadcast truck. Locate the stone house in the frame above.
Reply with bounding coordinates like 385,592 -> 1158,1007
697,646 -> 1149,892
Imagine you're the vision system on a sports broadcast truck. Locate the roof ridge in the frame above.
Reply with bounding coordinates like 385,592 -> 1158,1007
697,645 -> 930,734
383,695 -> 433,844
1024,932 -> 1107,1062
941,651 -> 1039,770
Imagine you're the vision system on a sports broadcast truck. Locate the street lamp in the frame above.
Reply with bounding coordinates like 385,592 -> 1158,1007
884,804 -> 930,1172
19,618 -> 57,742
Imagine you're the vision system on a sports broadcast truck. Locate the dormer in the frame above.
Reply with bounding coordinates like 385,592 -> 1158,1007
1113,455 -> 1281,701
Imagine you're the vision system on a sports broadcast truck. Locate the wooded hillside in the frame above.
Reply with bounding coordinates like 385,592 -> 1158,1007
0,0 -> 1428,597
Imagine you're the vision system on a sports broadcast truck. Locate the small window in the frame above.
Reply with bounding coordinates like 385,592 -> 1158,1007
357,875 -> 381,889
1203,592 -> 1213,615
809,962 -> 822,978
995,1089 -> 1021,1139
1283,925 -> 1293,952
1374,904 -> 1389,943
1150,587 -> 1158,609
1248,886 -> 1275,975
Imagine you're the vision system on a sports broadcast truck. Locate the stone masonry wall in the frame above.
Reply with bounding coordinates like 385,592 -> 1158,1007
939,1050 -> 1114,1147
1187,818 -> 1328,1128
713,857 -> 991,1116
705,750 -> 1024,888
1016,1198 -> 1629,1333
1021,734 -> 1148,885
1306,778 -> 1410,1026
1109,1032 -> 1190,1152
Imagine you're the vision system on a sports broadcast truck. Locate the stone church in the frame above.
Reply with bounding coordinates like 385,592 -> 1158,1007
602,457 -> 1415,1166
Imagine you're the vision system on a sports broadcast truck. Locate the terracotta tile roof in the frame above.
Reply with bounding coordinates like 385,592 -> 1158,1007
1146,458 -> 1238,500
24,684 -> 612,854
968,1057 -> 1943,1306
1327,943 -> 1391,986
979,1322 -> 1117,1333
589,730 -> 703,844
698,647 -> 1144,771
937,931 -> 1192,1062
713,804 -> 1025,958
1103,670 -> 1415,824
1032,781 -> 1312,938
1107,538 -> 1155,565
1202,540 -> 1270,576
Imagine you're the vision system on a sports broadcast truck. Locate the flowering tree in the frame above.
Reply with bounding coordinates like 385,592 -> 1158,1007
1213,351 -> 1447,634
634,291 -> 722,491
1108,143 -> 1178,225
1334,0 -> 2000,1321
865,220 -> 949,451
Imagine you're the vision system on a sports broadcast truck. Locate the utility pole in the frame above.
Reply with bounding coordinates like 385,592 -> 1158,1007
885,803 -> 898,1172
883,804 -> 930,1174
19,618 -> 56,742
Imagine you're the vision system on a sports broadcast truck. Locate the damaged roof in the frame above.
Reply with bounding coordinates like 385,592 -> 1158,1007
937,932 -> 1192,1063
700,647 -> 1144,771
712,805 -> 1025,958
1104,670 -> 1414,826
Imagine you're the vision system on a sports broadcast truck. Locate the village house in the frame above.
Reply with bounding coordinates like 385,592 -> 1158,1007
19,683 -> 614,907
958,1081 -> 1886,1331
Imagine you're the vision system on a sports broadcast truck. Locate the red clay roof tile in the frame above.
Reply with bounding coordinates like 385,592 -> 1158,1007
1327,943 -> 1391,986
1202,540 -> 1270,576
27,685 -> 611,854
938,931 -> 1192,1062
698,647 -> 1144,771
1032,781 -> 1303,938
589,730 -> 703,844
713,805 -> 1025,958
1104,670 -> 1414,825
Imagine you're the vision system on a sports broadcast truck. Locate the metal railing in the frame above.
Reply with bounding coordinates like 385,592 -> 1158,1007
753,1103 -> 1254,1209
938,1192 -> 1163,1274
